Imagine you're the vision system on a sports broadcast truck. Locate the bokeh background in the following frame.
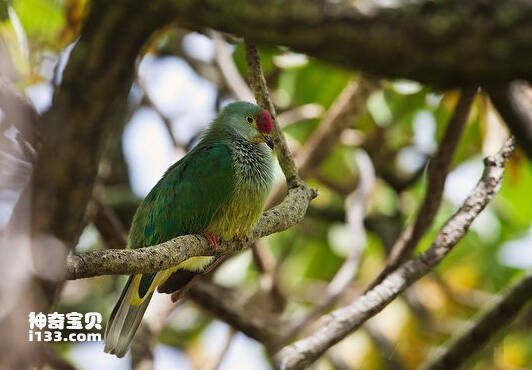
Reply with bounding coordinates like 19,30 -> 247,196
0,1 -> 531,369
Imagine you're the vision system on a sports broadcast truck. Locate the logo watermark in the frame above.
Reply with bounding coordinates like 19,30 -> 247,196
28,312 -> 102,342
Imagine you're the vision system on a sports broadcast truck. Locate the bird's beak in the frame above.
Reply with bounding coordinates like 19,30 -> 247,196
263,134 -> 274,150
253,133 -> 275,150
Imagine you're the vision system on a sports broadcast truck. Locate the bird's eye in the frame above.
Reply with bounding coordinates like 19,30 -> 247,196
247,117 -> 253,124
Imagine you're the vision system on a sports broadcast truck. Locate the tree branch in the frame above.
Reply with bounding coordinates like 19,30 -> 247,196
17,0 -> 169,248
137,76 -> 183,150
245,42 -> 301,188
244,42 -> 313,304
252,239 -> 288,313
66,184 -> 314,279
89,197 -> 127,250
269,76 -> 377,206
288,150 -> 376,337
486,81 -> 532,159
368,89 -> 476,289
277,104 -> 324,129
419,272 -> 532,370
131,294 -> 178,370
296,77 -> 378,180
167,0 -> 532,86
0,78 -> 38,147
274,137 -> 515,370
211,31 -> 254,102
0,2 -> 170,366
204,328 -> 236,370
190,280 -> 289,351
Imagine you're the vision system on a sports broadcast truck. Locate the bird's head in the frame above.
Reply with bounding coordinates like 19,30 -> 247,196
217,101 -> 275,149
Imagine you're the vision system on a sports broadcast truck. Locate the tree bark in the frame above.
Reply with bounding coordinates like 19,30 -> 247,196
165,0 -> 532,87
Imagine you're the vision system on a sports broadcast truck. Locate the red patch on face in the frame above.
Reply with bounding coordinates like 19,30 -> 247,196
257,109 -> 274,133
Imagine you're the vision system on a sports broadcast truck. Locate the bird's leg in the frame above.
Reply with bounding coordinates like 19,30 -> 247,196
204,232 -> 218,249
236,235 -> 249,245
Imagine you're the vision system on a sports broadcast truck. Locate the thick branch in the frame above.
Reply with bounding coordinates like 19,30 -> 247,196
168,0 -> 532,86
486,81 -> 532,159
21,0 -> 169,247
66,184 -> 314,279
420,272 -> 532,370
0,78 -> 38,146
274,138 -> 515,370
0,3 -> 170,366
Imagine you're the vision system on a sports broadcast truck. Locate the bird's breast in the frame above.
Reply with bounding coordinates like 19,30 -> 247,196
207,142 -> 274,240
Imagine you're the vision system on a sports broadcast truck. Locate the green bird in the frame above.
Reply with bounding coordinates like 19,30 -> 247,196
104,101 -> 275,357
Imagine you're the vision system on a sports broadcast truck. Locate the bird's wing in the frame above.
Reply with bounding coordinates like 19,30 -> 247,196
128,143 -> 235,300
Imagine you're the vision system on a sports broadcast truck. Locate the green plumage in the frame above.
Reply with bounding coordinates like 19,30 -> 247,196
133,144 -> 234,297
104,102 -> 274,357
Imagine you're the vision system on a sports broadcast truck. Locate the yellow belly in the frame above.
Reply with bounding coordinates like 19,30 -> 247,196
207,187 -> 267,240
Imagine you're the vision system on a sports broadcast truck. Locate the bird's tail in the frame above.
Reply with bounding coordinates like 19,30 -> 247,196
104,276 -> 153,357
104,256 -> 218,357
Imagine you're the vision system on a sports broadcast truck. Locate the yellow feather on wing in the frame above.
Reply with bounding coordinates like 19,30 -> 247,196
128,256 -> 215,306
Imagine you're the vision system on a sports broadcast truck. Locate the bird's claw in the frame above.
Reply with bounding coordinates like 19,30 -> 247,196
204,233 -> 218,249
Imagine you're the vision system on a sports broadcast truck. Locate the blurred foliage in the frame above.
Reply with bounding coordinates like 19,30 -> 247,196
2,2 -> 531,370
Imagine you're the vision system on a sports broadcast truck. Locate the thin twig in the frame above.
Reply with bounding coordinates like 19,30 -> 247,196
252,239 -> 287,312
245,42 -> 302,188
89,197 -> 128,249
277,104 -> 324,128
288,150 -> 375,337
244,42 -> 310,306
204,328 -> 236,370
274,137 -> 515,370
364,323 -> 408,370
296,78 -> 378,179
190,280 -> 289,351
368,89 -> 476,289
269,76 -> 377,206
210,31 -> 254,102
41,345 -> 77,370
132,294 -> 179,370
137,77 -> 182,149
419,272 -> 532,370
131,325 -> 154,370
330,150 -> 375,296
256,76 -> 376,313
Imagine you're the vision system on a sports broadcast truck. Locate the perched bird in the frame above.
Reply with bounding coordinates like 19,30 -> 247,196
104,101 -> 275,357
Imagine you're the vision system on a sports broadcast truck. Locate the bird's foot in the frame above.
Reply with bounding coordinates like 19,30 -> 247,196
204,232 -> 218,249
